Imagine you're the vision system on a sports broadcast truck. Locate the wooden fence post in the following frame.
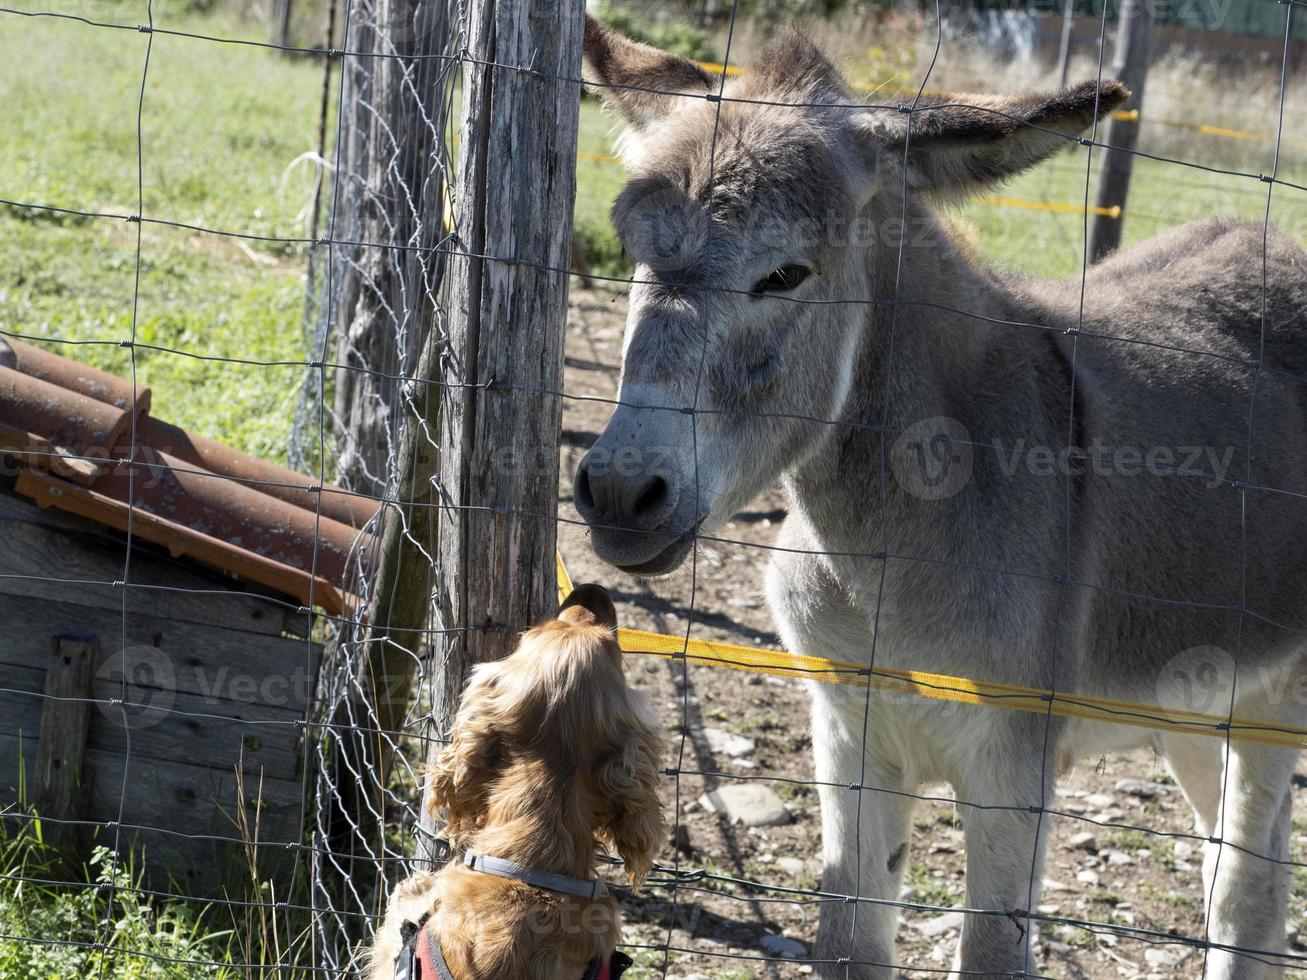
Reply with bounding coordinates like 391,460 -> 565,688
420,0 -> 585,860
332,0 -> 453,497
274,0 -> 293,50
1088,0 -> 1154,263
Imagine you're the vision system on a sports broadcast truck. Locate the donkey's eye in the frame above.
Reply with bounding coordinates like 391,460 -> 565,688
751,264 -> 811,295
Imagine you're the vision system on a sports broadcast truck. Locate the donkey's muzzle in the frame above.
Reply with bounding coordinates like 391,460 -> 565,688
574,391 -> 698,575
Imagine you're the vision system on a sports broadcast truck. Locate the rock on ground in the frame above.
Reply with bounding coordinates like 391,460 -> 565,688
695,726 -> 757,758
699,784 -> 792,827
759,933 -> 808,958
915,911 -> 966,938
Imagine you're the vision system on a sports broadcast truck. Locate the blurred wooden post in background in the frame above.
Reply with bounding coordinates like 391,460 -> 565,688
419,0 -> 584,861
1056,0 -> 1075,87
1089,0 -> 1154,262
274,0 -> 293,49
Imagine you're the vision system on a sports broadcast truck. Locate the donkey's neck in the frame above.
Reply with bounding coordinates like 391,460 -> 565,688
854,194 -> 1029,426
787,194 -> 1067,554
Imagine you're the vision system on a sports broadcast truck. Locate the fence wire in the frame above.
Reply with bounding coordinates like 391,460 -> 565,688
0,0 -> 1305,977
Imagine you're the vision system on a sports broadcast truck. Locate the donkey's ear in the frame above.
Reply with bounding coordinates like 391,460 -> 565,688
583,15 -> 714,129
746,29 -> 851,102
859,80 -> 1128,195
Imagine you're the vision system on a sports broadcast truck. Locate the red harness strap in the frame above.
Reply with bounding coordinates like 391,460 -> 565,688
413,919 -> 453,980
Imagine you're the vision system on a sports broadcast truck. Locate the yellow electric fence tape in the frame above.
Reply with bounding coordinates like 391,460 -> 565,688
980,195 -> 1120,219
556,552 -> 1307,750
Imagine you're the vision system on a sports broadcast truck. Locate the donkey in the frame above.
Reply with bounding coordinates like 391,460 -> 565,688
575,15 -> 1307,980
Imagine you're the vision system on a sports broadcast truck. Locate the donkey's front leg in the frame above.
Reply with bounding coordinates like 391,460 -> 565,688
1201,734 -> 1299,979
951,719 -> 1055,977
810,683 -> 916,980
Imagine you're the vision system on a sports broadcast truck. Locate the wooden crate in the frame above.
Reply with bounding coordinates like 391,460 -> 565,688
0,483 -> 321,896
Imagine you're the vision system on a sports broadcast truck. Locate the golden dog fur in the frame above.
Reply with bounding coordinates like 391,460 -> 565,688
366,587 -> 665,979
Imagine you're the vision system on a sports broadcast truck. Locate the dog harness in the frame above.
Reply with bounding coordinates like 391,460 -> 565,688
393,853 -> 633,980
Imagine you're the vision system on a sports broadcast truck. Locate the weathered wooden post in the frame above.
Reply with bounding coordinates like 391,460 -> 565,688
274,0 -> 294,50
34,634 -> 97,869
419,0 -> 585,859
1088,0 -> 1153,262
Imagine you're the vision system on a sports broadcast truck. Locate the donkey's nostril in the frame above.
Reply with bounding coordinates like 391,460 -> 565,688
576,449 -> 678,533
632,475 -> 668,516
574,460 -> 596,514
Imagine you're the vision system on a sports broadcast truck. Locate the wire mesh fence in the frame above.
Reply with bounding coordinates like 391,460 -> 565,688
2,0 -> 1307,977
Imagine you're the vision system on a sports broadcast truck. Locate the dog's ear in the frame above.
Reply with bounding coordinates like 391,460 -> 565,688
427,706 -> 501,842
595,709 -> 665,890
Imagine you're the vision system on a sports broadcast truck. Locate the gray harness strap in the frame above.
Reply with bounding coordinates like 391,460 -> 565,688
462,851 -> 608,901
424,928 -> 455,980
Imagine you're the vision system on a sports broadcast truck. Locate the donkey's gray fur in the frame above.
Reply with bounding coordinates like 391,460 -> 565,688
576,16 -> 1307,978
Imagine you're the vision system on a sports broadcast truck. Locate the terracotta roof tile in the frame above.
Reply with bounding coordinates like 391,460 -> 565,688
0,336 -> 378,615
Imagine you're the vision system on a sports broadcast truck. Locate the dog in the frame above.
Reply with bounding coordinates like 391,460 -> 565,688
366,584 -> 665,980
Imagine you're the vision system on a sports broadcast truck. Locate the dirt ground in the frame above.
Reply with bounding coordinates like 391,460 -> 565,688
555,284 -> 1307,979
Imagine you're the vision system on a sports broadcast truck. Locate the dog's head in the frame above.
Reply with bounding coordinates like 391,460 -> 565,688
428,584 -> 665,888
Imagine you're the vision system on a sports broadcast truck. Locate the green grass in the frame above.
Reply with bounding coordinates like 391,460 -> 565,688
0,796 -> 318,977
905,863 -> 959,909
1103,827 -> 1151,853
0,9 -> 324,461
955,150 -> 1307,278
0,826 -> 239,980
575,100 -> 631,278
